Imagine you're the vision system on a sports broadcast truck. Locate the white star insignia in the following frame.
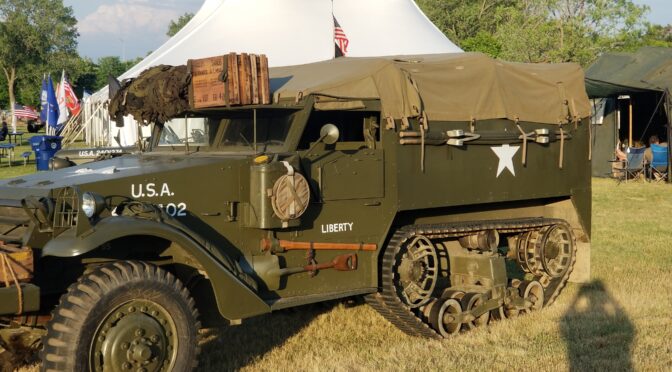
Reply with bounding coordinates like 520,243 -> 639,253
491,144 -> 520,177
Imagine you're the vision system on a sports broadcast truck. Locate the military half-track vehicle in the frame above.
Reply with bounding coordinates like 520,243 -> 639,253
0,53 -> 591,370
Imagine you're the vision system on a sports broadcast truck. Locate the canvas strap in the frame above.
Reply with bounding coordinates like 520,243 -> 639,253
0,252 -> 23,314
559,127 -> 565,169
516,123 -> 528,166
420,124 -> 426,173
588,121 -> 593,161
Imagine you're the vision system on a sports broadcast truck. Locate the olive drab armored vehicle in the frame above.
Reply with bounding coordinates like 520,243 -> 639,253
0,53 -> 591,370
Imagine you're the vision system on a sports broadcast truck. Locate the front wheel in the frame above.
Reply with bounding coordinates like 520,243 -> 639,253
41,261 -> 200,371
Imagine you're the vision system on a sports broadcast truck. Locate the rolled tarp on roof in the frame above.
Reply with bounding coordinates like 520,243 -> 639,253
585,47 -> 672,98
270,53 -> 591,125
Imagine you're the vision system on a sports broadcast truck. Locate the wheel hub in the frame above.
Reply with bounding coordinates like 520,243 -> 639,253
91,300 -> 177,372
129,341 -> 152,363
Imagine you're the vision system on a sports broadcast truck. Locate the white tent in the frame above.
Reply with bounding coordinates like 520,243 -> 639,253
83,0 -> 462,147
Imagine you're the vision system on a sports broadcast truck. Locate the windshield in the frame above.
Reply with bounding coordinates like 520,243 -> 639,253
153,109 -> 296,152
216,110 -> 294,152
158,117 -> 208,147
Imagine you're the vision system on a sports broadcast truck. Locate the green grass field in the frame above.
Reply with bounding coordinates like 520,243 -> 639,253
197,178 -> 672,372
11,176 -> 672,371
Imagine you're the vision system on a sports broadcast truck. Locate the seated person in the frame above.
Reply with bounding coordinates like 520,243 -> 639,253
612,140 -> 645,178
649,136 -> 669,179
644,135 -> 666,164
0,121 -> 8,141
615,141 -> 627,161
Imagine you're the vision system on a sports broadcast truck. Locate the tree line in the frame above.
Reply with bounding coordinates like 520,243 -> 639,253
0,0 -> 190,111
0,0 -> 670,110
417,0 -> 670,65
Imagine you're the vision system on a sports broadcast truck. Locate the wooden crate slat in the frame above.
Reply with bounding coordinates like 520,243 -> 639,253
250,54 -> 259,105
228,53 -> 240,106
259,55 -> 270,104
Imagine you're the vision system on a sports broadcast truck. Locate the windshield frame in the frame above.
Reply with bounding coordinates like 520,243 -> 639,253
147,104 -> 307,154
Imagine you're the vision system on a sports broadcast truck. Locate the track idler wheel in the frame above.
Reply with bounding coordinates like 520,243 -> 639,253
515,224 -> 575,279
461,293 -> 490,330
429,298 -> 462,337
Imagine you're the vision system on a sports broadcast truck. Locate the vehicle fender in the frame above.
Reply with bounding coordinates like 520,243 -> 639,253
42,216 -> 270,320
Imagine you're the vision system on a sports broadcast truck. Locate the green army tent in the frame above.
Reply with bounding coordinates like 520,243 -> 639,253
585,47 -> 672,178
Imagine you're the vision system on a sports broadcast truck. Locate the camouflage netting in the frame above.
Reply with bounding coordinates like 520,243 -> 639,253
109,65 -> 191,124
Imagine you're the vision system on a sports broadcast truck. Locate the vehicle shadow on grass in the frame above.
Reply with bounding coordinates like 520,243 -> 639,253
198,301 -> 338,371
560,280 -> 635,372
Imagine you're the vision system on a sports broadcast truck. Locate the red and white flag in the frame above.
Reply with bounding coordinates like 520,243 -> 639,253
56,71 -> 69,125
63,76 -> 81,116
334,16 -> 349,56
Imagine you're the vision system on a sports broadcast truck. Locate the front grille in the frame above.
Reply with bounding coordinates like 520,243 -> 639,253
53,188 -> 78,228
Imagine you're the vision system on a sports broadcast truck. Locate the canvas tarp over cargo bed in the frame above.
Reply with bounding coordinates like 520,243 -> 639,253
270,53 -> 591,125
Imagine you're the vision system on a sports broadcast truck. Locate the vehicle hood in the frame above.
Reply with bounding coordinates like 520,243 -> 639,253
0,154 -> 246,201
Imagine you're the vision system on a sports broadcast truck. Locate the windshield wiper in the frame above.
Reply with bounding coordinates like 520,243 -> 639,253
239,133 -> 256,152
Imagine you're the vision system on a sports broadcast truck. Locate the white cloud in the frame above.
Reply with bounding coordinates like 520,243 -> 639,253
78,2 -> 181,37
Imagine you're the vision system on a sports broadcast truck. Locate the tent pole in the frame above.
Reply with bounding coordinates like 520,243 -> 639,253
628,98 -> 633,147
666,89 -> 671,183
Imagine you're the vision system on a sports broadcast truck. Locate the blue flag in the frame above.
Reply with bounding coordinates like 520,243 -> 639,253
40,76 -> 48,122
46,75 -> 59,128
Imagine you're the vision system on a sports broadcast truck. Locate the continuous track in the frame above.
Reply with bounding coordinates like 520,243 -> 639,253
365,217 -> 577,338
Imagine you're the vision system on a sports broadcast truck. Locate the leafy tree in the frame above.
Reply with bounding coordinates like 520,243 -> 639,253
73,57 -> 97,97
416,0 -> 518,43
638,24 -> 672,48
416,0 -> 649,66
95,56 -> 128,90
91,56 -> 143,91
0,0 -> 78,129
167,12 -> 194,37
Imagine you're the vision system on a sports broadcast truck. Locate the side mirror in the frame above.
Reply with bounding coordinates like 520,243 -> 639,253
320,124 -> 339,145
303,124 -> 340,157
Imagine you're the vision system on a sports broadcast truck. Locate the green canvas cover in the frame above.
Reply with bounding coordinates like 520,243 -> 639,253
270,53 -> 590,125
585,47 -> 672,98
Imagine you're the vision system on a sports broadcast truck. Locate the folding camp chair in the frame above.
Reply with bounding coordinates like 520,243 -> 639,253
612,147 -> 646,183
648,143 -> 668,182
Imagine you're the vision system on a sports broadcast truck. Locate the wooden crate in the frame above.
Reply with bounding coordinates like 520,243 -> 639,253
0,246 -> 33,284
189,53 -> 270,108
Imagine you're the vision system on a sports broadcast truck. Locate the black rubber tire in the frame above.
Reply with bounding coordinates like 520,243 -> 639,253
40,261 -> 200,371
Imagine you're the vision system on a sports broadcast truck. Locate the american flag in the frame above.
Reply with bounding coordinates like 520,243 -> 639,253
334,16 -> 349,56
13,104 -> 39,120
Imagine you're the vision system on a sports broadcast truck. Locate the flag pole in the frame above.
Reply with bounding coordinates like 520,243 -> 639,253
332,0 -> 335,60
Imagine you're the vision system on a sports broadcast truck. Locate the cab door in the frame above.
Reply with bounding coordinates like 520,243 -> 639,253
298,110 -> 384,204
272,109 -> 386,296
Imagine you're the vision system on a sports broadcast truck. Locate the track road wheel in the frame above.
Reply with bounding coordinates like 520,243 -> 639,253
40,261 -> 200,372
520,280 -> 544,314
461,293 -> 490,330
440,289 -> 465,301
429,298 -> 462,337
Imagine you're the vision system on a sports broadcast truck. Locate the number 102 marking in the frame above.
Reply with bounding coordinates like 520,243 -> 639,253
157,202 -> 187,217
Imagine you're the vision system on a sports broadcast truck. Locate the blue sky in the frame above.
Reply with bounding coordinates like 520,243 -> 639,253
64,0 -> 202,61
66,0 -> 672,62
633,0 -> 672,26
